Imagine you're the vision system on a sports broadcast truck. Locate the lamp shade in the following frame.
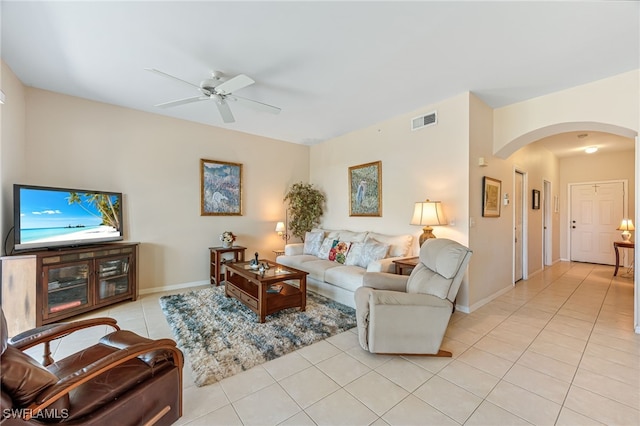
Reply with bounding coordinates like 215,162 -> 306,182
410,200 -> 447,226
617,219 -> 635,231
275,222 -> 286,233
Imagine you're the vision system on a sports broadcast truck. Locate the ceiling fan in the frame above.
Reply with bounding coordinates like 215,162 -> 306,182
146,68 -> 281,123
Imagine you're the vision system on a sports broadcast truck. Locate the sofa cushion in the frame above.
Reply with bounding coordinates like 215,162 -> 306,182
326,230 -> 367,243
296,259 -> 342,282
325,266 -> 366,292
329,241 -> 351,264
277,254 -> 319,270
303,231 -> 324,256
366,232 -> 413,257
318,238 -> 337,259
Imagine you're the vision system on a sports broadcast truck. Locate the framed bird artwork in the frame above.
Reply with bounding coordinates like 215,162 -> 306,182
349,161 -> 382,217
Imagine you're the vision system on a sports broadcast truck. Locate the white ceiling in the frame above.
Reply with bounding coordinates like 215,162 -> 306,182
2,1 -> 638,152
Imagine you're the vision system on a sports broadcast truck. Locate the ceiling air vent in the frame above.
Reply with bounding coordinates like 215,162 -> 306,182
411,111 -> 437,131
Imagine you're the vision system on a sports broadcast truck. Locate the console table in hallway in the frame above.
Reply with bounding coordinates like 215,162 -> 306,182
613,241 -> 634,276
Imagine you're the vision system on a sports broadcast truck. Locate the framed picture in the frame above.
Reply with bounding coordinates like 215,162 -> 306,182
482,176 -> 501,217
200,159 -> 242,216
349,161 -> 382,216
532,189 -> 540,210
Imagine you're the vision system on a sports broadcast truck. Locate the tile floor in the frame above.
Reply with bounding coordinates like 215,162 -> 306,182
25,261 -> 639,425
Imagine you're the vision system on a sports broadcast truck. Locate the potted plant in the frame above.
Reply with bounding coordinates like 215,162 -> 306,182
283,182 -> 325,241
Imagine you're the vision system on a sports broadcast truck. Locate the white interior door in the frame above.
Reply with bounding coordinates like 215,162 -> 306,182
543,180 -> 552,266
514,171 -> 524,282
570,181 -> 625,265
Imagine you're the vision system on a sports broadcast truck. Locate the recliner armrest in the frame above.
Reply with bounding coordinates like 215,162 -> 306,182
363,272 -> 408,292
9,318 -> 120,351
368,289 -> 452,308
29,341 -> 183,419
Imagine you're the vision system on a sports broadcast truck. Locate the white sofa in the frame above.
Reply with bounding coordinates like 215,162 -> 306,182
276,229 -> 414,308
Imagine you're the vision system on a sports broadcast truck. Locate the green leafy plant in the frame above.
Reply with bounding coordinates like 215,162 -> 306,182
283,182 -> 325,241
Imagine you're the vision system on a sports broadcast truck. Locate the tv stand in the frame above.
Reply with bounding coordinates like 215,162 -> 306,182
1,243 -> 139,335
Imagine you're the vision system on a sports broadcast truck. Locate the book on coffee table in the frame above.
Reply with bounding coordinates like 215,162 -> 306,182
267,284 -> 283,294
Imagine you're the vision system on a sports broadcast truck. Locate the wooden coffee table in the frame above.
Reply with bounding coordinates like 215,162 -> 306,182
224,260 -> 308,323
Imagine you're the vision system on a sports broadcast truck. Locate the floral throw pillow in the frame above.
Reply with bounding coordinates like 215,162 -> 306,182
318,238 -> 337,260
329,241 -> 352,264
303,231 -> 324,256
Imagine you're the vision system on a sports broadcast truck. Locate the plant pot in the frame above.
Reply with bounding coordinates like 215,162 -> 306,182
222,241 -> 232,248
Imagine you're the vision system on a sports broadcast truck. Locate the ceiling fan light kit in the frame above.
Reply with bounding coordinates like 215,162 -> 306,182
146,68 -> 280,123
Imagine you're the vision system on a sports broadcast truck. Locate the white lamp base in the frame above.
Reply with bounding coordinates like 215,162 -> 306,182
621,231 -> 631,241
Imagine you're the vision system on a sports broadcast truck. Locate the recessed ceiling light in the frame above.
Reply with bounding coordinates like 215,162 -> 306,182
585,146 -> 598,154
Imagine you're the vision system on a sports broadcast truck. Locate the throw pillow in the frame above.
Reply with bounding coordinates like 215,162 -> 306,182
303,231 -> 324,256
357,239 -> 390,268
328,241 -> 352,264
318,238 -> 337,260
345,242 -> 364,266
366,232 -> 413,258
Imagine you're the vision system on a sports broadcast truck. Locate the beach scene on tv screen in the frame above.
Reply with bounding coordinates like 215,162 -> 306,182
19,189 -> 121,244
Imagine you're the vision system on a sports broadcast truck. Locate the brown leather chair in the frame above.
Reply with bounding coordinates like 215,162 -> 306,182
0,308 -> 183,425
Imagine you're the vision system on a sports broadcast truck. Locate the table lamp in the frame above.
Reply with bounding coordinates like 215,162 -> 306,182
410,200 -> 447,246
617,219 -> 634,241
275,221 -> 290,242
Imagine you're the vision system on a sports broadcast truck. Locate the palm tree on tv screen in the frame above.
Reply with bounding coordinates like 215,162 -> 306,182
67,192 -> 120,230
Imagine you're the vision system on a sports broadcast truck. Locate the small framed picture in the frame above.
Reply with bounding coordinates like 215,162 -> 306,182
482,176 -> 501,217
200,159 -> 242,216
349,161 -> 382,216
532,189 -> 540,210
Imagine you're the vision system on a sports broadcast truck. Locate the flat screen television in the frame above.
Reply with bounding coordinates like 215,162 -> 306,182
13,184 -> 124,251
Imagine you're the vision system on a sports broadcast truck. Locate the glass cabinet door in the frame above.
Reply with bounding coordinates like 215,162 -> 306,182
45,262 -> 90,316
97,255 -> 132,302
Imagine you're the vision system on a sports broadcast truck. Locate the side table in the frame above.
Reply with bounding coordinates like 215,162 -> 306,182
272,249 -> 285,259
393,257 -> 420,275
209,246 -> 247,285
613,241 -> 634,276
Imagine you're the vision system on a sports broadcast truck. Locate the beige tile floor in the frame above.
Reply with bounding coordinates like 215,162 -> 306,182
26,261 -> 639,425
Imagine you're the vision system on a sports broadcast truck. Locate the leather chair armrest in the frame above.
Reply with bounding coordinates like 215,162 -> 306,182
9,318 -> 120,351
362,272 -> 408,292
26,341 -> 183,419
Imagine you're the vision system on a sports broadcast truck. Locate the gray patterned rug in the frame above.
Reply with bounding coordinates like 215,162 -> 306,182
159,285 -> 356,387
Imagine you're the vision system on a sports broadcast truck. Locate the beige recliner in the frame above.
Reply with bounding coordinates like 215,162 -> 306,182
355,238 -> 472,356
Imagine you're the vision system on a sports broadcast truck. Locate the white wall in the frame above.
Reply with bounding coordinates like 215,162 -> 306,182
18,88 -> 310,292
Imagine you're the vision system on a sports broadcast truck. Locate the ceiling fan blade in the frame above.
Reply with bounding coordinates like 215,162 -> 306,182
214,99 -> 235,123
214,74 -> 254,95
230,95 -> 281,115
145,68 -> 200,89
155,95 -> 207,108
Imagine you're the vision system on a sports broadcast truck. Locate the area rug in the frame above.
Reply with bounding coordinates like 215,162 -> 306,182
159,285 -> 356,386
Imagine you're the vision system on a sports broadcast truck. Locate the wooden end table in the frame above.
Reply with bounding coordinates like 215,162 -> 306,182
209,246 -> 246,286
393,257 -> 420,275
224,260 -> 308,323
613,241 -> 634,276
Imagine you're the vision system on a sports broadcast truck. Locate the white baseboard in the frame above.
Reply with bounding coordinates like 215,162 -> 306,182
139,280 -> 209,295
465,284 -> 515,313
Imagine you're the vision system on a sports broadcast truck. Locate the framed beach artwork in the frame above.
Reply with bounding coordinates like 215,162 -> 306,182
482,176 -> 501,217
349,161 -> 382,217
200,158 -> 243,216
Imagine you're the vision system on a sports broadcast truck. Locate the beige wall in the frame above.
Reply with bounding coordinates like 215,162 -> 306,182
13,87 -> 310,292
310,93 -> 472,303
1,62 -> 27,247
493,70 -> 639,157
559,149 -> 636,260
